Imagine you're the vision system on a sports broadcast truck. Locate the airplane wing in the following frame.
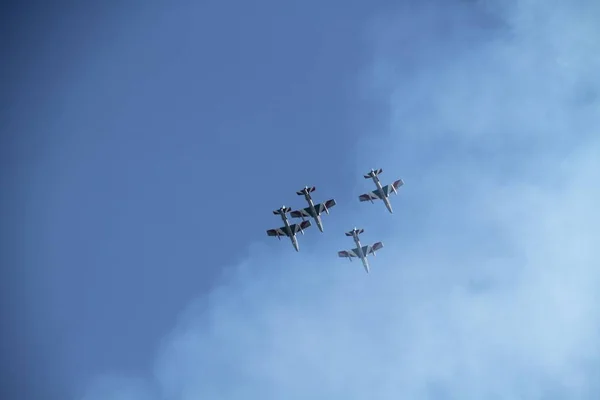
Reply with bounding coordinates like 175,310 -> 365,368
363,242 -> 384,255
338,249 -> 358,258
289,220 -> 311,234
299,220 -> 311,231
267,220 -> 310,237
290,207 -> 313,219
292,199 -> 336,218
382,179 -> 404,196
315,199 -> 336,214
266,227 -> 289,237
341,242 -> 384,258
359,190 -> 382,202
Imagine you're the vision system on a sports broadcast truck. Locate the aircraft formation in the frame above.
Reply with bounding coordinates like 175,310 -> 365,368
266,168 -> 404,273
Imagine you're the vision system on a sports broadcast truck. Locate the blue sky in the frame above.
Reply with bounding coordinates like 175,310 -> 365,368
2,0 -> 600,399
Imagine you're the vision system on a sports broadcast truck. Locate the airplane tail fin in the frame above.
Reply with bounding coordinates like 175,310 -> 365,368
273,206 -> 292,215
296,186 -> 316,195
363,168 -> 383,179
345,228 -> 364,236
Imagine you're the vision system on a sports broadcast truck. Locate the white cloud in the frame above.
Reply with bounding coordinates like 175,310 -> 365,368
83,0 -> 600,398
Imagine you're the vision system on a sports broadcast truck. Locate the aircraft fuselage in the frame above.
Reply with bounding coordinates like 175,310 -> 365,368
279,208 -> 300,252
301,192 -> 324,232
371,174 -> 393,214
351,231 -> 370,273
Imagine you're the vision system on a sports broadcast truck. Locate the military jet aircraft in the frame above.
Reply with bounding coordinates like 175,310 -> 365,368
359,168 -> 404,214
266,206 -> 311,252
337,227 -> 383,273
290,186 -> 336,232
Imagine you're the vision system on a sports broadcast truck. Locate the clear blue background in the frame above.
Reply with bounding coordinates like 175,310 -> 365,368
2,1 -> 395,398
